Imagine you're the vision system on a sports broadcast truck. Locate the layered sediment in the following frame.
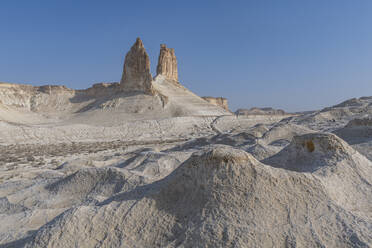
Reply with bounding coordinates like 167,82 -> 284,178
202,96 -> 229,111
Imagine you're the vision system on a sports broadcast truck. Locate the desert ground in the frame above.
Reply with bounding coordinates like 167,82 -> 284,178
0,39 -> 371,247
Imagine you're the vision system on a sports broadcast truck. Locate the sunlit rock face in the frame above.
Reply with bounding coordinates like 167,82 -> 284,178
202,96 -> 229,111
120,38 -> 154,95
156,44 -> 178,82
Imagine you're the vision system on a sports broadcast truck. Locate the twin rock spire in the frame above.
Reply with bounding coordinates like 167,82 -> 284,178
120,38 -> 178,95
157,44 -> 178,82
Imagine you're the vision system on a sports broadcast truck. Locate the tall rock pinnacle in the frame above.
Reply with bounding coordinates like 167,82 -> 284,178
156,44 -> 178,82
120,38 -> 154,94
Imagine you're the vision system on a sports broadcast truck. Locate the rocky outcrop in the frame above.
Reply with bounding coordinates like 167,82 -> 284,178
81,82 -> 120,97
156,44 -> 178,82
37,85 -> 72,94
235,107 -> 287,116
120,38 -> 154,94
202,97 -> 229,111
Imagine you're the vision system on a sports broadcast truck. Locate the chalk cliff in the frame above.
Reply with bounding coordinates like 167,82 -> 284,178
202,97 -> 229,111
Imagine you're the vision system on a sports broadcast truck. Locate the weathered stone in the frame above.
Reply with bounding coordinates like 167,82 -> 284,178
37,85 -> 71,94
235,107 -> 287,116
83,82 -> 120,97
156,44 -> 178,82
202,96 -> 229,111
120,38 -> 154,94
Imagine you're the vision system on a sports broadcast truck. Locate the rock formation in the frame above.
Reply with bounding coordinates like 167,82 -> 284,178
202,96 -> 229,111
120,38 -> 154,94
235,107 -> 287,116
37,85 -> 72,95
82,82 -> 120,97
156,44 -> 178,82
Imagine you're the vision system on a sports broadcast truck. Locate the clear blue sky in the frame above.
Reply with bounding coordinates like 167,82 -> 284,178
1,0 -> 371,112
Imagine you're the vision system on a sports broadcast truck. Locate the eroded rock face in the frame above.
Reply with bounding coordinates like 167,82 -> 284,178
37,85 -> 72,95
235,107 -> 287,116
202,97 -> 229,111
82,82 -> 120,97
156,44 -> 178,82
120,38 -> 154,94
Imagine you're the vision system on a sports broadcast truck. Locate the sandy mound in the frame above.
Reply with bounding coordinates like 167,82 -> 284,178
263,132 -> 357,172
332,118 -> 372,161
115,150 -> 189,180
264,133 -> 372,214
246,142 -> 281,161
345,118 -> 372,127
248,123 -> 269,138
231,122 -> 316,161
23,146 -> 372,248
292,96 -> 372,132
261,122 -> 315,145
152,76 -> 229,117
45,168 -> 145,207
333,118 -> 372,144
